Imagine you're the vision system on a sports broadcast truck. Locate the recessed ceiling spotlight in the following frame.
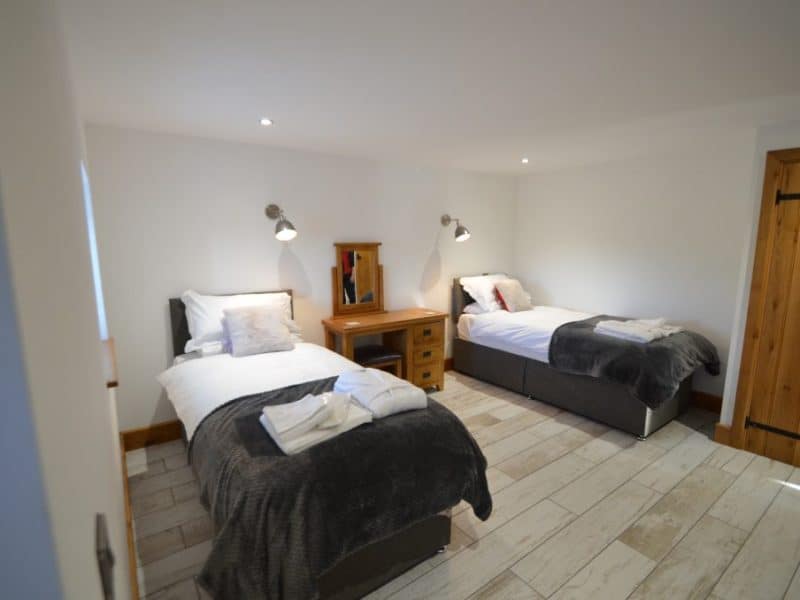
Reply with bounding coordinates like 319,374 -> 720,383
259,118 -> 273,127
521,157 -> 529,164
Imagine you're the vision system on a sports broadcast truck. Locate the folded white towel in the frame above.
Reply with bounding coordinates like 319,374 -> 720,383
260,397 -> 372,455
334,368 -> 428,418
314,392 -> 352,429
595,318 -> 683,343
261,393 -> 328,441
261,391 -> 353,444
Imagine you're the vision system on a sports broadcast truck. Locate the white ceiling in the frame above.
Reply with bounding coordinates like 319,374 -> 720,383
59,0 -> 800,173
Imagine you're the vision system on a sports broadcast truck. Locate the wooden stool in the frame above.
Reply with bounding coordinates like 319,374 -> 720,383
353,344 -> 403,377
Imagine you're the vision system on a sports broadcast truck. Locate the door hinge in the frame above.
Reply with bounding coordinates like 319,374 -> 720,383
745,417 -> 800,441
775,189 -> 800,205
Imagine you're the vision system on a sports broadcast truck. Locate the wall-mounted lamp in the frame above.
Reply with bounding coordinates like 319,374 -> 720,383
441,214 -> 471,242
265,204 -> 297,241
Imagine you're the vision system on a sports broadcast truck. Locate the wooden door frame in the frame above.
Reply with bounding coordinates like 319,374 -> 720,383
730,147 -> 800,450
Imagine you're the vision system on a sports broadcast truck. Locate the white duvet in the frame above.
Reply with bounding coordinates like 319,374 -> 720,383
457,306 -> 596,363
158,343 -> 360,440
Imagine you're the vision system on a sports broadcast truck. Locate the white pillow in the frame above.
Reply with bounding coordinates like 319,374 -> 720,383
460,274 -> 507,312
463,302 -> 487,315
181,290 -> 294,353
495,279 -> 533,312
223,306 -> 295,357
198,341 -> 226,356
285,319 -> 304,343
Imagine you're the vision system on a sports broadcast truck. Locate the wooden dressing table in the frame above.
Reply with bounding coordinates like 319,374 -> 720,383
322,308 -> 448,390
323,242 -> 447,390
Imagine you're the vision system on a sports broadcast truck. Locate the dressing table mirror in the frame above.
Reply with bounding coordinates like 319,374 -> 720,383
332,242 -> 384,317
324,241 -> 447,390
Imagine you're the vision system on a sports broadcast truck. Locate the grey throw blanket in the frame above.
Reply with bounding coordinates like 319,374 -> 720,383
189,377 -> 491,600
548,316 -> 720,409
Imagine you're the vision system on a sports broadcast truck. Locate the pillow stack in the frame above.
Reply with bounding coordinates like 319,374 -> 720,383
494,278 -> 533,312
459,274 -> 533,314
181,290 -> 302,357
460,274 -> 508,313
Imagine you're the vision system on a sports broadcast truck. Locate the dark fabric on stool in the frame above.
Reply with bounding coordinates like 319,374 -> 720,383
354,345 -> 403,366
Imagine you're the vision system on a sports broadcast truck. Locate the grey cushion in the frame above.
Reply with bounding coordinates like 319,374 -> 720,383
222,306 -> 295,357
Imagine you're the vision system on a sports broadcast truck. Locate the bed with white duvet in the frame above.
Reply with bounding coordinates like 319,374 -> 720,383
158,342 -> 358,440
457,305 -> 595,364
158,289 -> 491,600
452,275 -> 720,439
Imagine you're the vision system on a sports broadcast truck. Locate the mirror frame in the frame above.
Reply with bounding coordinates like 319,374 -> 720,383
331,242 -> 384,317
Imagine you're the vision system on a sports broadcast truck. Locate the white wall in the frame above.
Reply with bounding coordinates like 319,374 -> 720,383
720,119 -> 800,425
0,2 -> 129,598
514,129 -> 758,396
87,118 -> 800,431
86,125 -> 517,430
0,187 -> 62,598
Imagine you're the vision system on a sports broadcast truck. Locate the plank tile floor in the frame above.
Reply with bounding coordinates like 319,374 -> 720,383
126,372 -> 800,599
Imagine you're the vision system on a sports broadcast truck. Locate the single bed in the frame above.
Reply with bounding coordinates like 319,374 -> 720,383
452,278 -> 718,438
457,305 -> 596,363
162,291 -> 491,600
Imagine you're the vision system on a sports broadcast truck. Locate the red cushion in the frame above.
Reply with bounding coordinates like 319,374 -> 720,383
495,287 -> 509,311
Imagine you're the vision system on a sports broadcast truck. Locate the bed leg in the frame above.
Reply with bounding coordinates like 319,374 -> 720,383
636,435 -> 647,441
436,546 -> 447,554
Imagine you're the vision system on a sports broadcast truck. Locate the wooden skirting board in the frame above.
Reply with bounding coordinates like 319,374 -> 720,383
714,423 -> 732,446
690,390 -> 722,414
444,357 -> 454,372
121,420 -> 183,452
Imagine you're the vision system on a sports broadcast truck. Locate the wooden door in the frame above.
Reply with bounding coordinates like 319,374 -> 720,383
732,149 -> 800,466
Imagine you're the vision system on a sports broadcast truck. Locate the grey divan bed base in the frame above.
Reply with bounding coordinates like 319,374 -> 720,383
319,512 -> 451,600
168,290 -> 453,600
450,279 -> 690,439
453,338 -> 690,438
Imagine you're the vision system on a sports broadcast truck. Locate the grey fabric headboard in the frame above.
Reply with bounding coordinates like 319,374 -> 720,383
168,289 -> 294,357
451,278 -> 476,323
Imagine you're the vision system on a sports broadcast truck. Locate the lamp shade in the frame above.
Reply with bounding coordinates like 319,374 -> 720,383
275,217 -> 297,241
441,214 -> 471,242
454,223 -> 471,242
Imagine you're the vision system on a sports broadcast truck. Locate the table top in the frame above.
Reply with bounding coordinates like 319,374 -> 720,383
322,307 -> 447,334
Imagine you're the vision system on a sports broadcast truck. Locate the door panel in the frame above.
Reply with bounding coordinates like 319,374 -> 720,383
762,164 -> 800,462
745,164 -> 800,455
735,152 -> 800,466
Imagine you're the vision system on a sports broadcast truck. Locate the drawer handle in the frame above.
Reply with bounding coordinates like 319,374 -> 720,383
422,371 -> 431,379
422,351 -> 432,358
422,328 -> 432,337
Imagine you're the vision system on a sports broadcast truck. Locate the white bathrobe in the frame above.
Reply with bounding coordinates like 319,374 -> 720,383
334,368 -> 428,418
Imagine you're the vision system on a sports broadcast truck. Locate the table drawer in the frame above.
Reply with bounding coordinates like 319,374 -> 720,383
413,346 -> 443,366
413,321 -> 444,346
413,363 -> 444,388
